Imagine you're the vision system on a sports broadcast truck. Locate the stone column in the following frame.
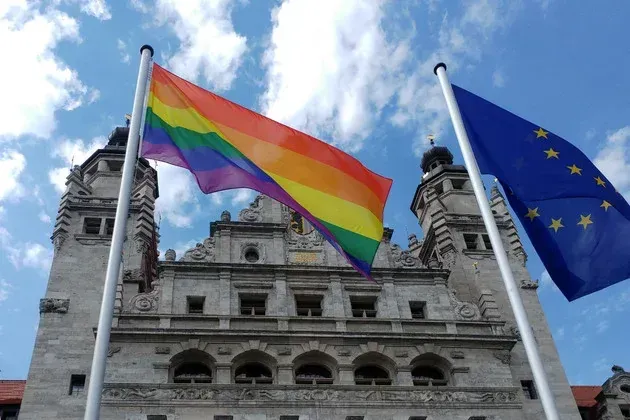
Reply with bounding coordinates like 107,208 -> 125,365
159,268 -> 175,328
338,364 -> 355,385
277,364 -> 294,384
217,228 -> 231,263
396,366 -> 414,386
218,270 -> 231,329
215,363 -> 232,384
329,275 -> 345,317
381,278 -> 400,318
275,272 -> 288,317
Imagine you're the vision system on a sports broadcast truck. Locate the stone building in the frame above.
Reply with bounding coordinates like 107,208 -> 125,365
18,126 -> 586,419
572,366 -> 630,419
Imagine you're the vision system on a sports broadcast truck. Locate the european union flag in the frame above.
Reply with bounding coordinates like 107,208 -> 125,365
452,85 -> 630,301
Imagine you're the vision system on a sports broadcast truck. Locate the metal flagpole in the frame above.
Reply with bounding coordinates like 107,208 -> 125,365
83,44 -> 154,420
433,63 -> 561,420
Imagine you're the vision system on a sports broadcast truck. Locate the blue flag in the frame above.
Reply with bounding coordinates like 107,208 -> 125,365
452,85 -> 630,301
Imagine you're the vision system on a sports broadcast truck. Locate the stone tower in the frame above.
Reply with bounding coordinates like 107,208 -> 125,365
410,144 -> 581,419
19,133 -> 586,419
19,126 -> 159,419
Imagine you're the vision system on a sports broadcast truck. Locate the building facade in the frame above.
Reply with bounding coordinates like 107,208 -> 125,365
572,366 -> 630,420
19,127 -> 585,419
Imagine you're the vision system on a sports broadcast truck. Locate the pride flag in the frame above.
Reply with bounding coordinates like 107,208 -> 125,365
141,63 -> 393,277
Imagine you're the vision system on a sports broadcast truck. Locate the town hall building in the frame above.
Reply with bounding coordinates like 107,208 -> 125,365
16,124 -> 593,419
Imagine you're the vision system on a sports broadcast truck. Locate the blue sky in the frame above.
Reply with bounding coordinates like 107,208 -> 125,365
0,0 -> 629,387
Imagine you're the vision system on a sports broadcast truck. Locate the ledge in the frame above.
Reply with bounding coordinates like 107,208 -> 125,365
101,383 -> 522,409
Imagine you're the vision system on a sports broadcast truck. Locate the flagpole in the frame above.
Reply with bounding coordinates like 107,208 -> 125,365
433,63 -> 561,420
83,44 -> 154,420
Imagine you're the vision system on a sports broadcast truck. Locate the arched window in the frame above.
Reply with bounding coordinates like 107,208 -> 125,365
235,362 -> 273,384
169,349 -> 215,384
295,364 -> 333,385
411,365 -> 447,386
173,362 -> 213,383
354,365 -> 391,385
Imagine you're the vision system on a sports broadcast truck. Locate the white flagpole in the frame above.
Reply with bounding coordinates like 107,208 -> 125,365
83,44 -> 154,420
433,63 -> 561,420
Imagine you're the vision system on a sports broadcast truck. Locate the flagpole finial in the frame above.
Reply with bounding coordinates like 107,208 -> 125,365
427,134 -> 435,147
140,44 -> 154,57
433,62 -> 447,75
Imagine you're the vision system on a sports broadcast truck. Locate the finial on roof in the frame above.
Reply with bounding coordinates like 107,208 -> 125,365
427,134 -> 435,147
125,114 -> 132,127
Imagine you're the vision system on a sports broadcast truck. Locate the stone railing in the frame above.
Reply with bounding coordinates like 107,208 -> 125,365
101,383 -> 521,409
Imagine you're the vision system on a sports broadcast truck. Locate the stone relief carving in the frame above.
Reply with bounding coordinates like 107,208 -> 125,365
127,281 -> 160,313
164,249 -> 176,261
123,269 -> 146,284
493,350 -> 511,365
504,323 -> 521,340
102,385 -> 518,405
520,278 -> 539,289
390,244 -> 422,268
450,351 -> 465,359
277,347 -> 292,356
39,298 -> 69,314
447,290 -> 481,321
180,238 -> 216,262
220,210 -> 231,222
52,234 -> 67,252
218,347 -> 232,355
155,347 -> 171,355
107,347 -> 121,358
602,365 -> 630,395
441,250 -> 456,270
238,195 -> 263,222
336,349 -> 351,357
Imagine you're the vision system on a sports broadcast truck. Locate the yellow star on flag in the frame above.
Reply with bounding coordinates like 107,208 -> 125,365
525,207 -> 540,221
534,127 -> 548,139
566,164 -> 582,175
544,148 -> 560,159
601,200 -> 612,211
577,214 -> 593,230
594,176 -> 606,187
548,218 -> 564,233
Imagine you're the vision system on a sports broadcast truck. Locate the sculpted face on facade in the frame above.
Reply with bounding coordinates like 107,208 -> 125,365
17,134 -> 584,420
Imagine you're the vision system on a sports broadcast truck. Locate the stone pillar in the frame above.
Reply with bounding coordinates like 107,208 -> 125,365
338,364 -> 355,385
381,279 -> 400,318
272,230 -> 285,265
277,364 -> 293,384
275,272 -> 288,317
159,269 -> 175,328
218,228 -> 231,263
329,275 -> 345,317
215,363 -> 232,384
396,366 -> 413,386
219,270 -> 231,329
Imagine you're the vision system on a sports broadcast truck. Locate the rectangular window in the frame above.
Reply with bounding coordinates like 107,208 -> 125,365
468,417 -> 487,420
463,233 -> 478,250
409,417 -> 427,420
2,408 -> 20,420
295,295 -> 323,316
214,417 -> 233,420
240,294 -> 267,316
147,416 -> 167,420
350,296 -> 377,318
280,417 -> 300,420
620,405 -> 630,419
521,380 -> 538,399
69,374 -> 86,395
345,417 -> 364,420
187,296 -> 205,314
409,301 -> 426,319
104,218 -> 115,235
83,218 -> 101,235
482,234 -> 492,250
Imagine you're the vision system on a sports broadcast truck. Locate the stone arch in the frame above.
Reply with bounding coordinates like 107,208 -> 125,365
292,350 -> 339,384
168,349 -> 216,383
409,352 -> 452,386
352,351 -> 397,385
231,349 -> 277,384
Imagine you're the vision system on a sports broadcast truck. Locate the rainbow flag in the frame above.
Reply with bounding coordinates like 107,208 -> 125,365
141,63 -> 393,277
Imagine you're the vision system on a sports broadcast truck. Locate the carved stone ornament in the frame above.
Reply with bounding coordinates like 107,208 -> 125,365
164,249 -> 176,261
390,244 -> 421,268
107,347 -> 121,357
493,350 -> 511,365
441,250 -> 456,270
52,234 -> 67,252
218,347 -> 232,355
520,278 -> 539,289
240,242 -> 266,263
408,233 -> 418,247
181,237 -> 216,262
447,290 -> 481,321
505,324 -> 521,340
450,351 -> 465,359
336,349 -> 351,357
602,365 -> 630,395
39,298 -> 69,314
238,195 -> 263,222
127,281 -> 160,313
221,210 -> 231,222
123,269 -> 146,284
155,347 -> 171,355
102,385 -> 518,405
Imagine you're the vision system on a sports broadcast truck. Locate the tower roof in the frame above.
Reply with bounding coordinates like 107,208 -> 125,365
420,145 -> 454,173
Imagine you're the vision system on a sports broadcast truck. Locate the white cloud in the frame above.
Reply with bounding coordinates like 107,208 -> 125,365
48,137 -> 107,192
261,0 -> 409,152
492,69 -> 505,87
596,320 -> 610,334
140,0 -> 247,91
38,211 -> 52,224
0,279 -> 11,303
593,126 -> 630,198
0,149 -> 26,202
555,327 -> 565,340
0,1 -> 93,140
117,39 -> 130,64
75,0 -> 111,20
153,162 -> 199,228
231,189 -> 253,206
0,227 -> 52,272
